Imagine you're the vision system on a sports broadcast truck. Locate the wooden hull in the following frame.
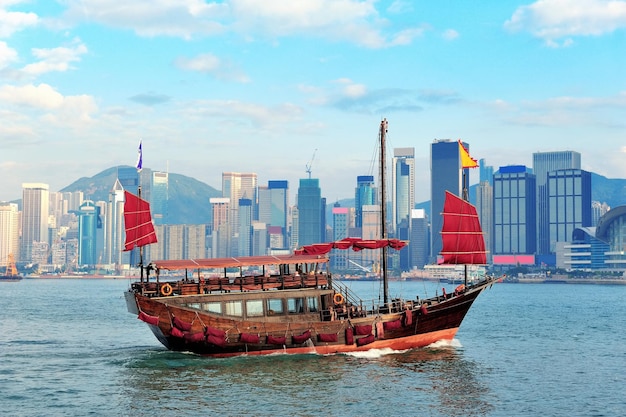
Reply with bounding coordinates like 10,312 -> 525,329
126,278 -> 494,357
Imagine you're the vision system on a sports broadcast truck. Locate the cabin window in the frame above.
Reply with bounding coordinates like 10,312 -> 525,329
246,300 -> 264,317
203,302 -> 222,314
307,297 -> 319,313
287,298 -> 305,314
188,303 -> 201,310
266,298 -> 283,315
224,300 -> 243,317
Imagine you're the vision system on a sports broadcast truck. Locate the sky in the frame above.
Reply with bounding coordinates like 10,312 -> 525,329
1,0 -> 625,204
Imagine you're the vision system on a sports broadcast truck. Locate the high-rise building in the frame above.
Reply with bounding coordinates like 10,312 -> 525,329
391,148 -> 415,235
238,198 -> 253,257
493,165 -> 536,256
410,209 -> 429,268
0,202 -> 20,267
117,167 -> 140,195
533,151 -> 581,255
104,179 -> 125,267
331,206 -> 350,270
354,175 -> 376,231
222,172 -> 257,255
151,171 -> 169,225
430,140 -> 468,262
476,180 -> 493,263
297,178 -> 322,247
258,180 -> 288,249
547,169 -> 592,253
210,197 -> 230,258
21,183 -> 50,263
77,200 -> 99,266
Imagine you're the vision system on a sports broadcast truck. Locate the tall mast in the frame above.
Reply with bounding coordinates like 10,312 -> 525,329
379,118 -> 389,305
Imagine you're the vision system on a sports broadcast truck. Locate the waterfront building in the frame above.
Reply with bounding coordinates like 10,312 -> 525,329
238,198 -> 253,257
561,227 -> 610,270
409,209 -> 429,269
20,183 -> 50,263
430,140 -> 468,262
77,200 -> 100,266
151,171 -> 168,225
222,172 -> 257,255
547,169 -> 592,254
210,197 -> 231,258
258,180 -> 288,249
331,206 -> 350,270
391,148 -> 415,235
104,179 -> 125,268
251,222 -> 267,256
533,151 -> 581,256
297,178 -> 323,247
355,176 -> 376,232
493,165 -> 537,258
476,179 -> 493,263
0,202 -> 20,267
596,206 -> 626,269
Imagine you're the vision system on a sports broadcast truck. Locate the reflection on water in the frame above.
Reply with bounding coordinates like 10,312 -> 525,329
120,343 -> 494,417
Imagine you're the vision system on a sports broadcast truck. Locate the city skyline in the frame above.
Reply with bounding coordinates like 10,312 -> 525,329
1,1 -> 625,203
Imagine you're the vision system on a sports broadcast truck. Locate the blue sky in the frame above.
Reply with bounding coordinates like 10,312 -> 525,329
1,0 -> 625,203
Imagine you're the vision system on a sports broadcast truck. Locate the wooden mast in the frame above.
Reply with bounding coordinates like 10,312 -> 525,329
379,118 -> 389,306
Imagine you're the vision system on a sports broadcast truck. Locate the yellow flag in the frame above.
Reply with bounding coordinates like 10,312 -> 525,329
458,140 -> 478,169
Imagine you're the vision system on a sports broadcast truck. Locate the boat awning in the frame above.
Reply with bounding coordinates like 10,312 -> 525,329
150,254 -> 329,271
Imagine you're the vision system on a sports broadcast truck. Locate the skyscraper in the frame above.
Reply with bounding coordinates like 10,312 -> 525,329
222,172 -> 257,255
331,206 -> 350,270
391,148 -> 415,235
533,151 -> 581,255
151,171 -> 169,226
0,202 -> 20,267
547,169 -> 592,253
210,197 -> 230,258
238,198 -> 253,257
258,180 -> 288,249
430,140 -> 467,262
354,175 -> 376,231
77,200 -> 99,266
21,183 -> 50,263
493,165 -> 536,256
297,178 -> 322,247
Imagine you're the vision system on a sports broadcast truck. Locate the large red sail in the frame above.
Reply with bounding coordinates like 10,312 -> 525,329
123,190 -> 157,251
440,191 -> 486,265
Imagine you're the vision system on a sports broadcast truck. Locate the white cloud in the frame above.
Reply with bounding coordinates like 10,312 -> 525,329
0,41 -> 18,69
57,0 -> 423,48
0,83 -> 97,123
0,5 -> 38,37
21,39 -> 87,76
505,0 -> 626,45
174,53 -> 250,82
442,29 -> 459,41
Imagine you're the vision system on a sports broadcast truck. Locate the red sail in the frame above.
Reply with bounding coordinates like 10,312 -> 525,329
440,191 -> 486,265
123,191 -> 158,251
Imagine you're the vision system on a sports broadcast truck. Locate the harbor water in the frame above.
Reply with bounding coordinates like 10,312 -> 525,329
1,278 -> 624,416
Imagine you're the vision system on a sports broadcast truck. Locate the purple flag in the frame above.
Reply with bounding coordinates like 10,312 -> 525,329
136,140 -> 143,172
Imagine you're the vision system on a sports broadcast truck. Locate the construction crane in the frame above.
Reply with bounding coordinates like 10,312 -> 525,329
305,149 -> 317,179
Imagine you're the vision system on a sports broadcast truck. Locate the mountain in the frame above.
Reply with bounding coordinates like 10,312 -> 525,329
60,166 -> 221,224
60,169 -> 626,225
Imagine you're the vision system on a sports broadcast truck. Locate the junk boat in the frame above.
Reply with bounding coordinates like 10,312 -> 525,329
124,120 -> 498,357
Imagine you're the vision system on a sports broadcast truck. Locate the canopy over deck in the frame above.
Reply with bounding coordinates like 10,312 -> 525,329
150,254 -> 328,271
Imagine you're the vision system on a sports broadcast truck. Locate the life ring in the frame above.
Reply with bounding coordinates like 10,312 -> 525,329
160,283 -> 173,297
333,293 -> 344,305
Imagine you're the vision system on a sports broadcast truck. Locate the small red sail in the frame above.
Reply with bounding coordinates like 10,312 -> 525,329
440,191 -> 486,265
123,190 -> 157,251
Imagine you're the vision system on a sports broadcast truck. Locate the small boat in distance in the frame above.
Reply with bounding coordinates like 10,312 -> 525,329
124,120 -> 499,357
1,254 -> 23,282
